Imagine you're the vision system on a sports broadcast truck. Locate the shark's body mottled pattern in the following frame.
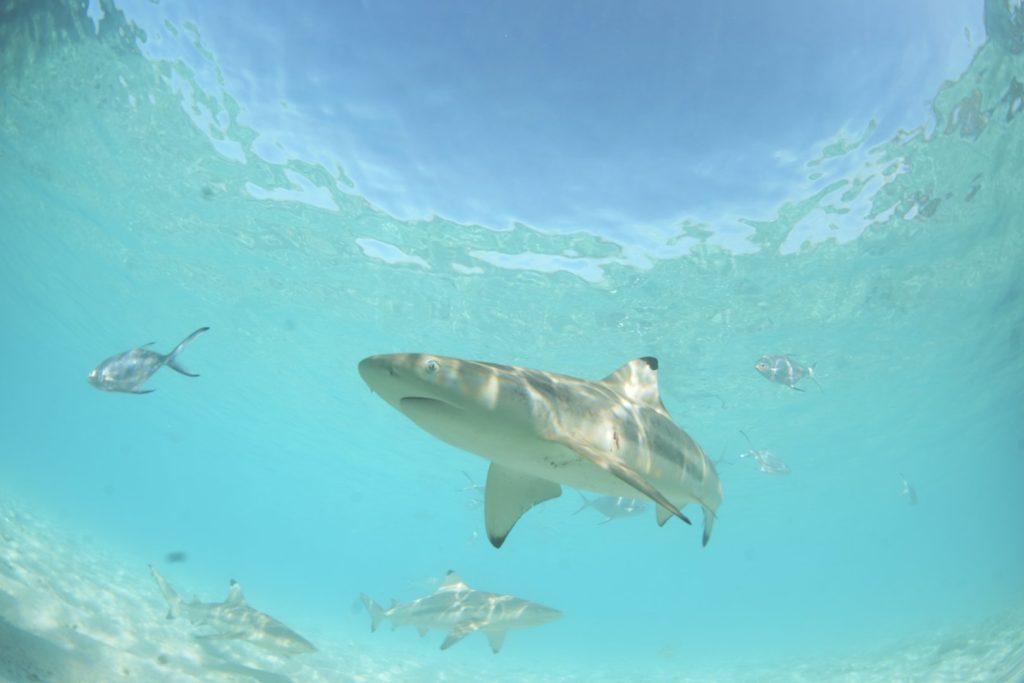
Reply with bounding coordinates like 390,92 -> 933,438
358,354 -> 722,547
360,571 -> 561,653
149,566 -> 315,656
88,327 -> 209,394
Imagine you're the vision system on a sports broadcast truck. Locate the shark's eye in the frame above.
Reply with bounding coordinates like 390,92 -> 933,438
424,359 -> 439,374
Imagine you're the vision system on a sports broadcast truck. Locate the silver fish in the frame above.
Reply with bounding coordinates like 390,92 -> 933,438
360,570 -> 562,653
899,472 -> 918,505
738,431 -> 790,475
754,354 -> 819,391
573,492 -> 648,523
88,327 -> 209,394
149,566 -> 316,656
460,471 -> 485,508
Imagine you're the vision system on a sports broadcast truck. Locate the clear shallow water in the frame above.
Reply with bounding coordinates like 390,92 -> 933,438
1,1 -> 1023,681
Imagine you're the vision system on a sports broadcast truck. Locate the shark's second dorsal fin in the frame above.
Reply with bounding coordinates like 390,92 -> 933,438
437,570 -> 469,592
601,357 -> 669,415
226,580 -> 247,606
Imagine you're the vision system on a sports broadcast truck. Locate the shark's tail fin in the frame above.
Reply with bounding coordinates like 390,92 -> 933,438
572,491 -> 592,515
360,593 -> 386,632
149,565 -> 183,619
164,326 -> 209,377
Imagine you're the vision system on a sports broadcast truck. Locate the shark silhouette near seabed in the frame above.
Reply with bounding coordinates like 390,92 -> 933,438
87,327 -> 209,394
149,565 -> 316,656
573,492 -> 648,523
358,354 -> 723,548
360,571 -> 562,653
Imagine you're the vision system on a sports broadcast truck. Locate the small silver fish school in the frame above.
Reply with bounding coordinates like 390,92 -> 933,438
87,327 -> 209,394
754,354 -> 819,391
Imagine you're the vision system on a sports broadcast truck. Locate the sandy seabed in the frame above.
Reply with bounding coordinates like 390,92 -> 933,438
1,498 -> 1021,683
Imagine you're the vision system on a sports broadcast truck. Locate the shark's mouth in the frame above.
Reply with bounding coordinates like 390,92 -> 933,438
399,396 -> 465,419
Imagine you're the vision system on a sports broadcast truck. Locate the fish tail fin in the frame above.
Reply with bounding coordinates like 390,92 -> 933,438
149,565 -> 183,619
808,363 -> 822,390
165,326 -> 209,377
572,490 -> 591,515
360,593 -> 385,632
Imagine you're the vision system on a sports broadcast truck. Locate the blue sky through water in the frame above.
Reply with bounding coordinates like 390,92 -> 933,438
106,0 -> 984,247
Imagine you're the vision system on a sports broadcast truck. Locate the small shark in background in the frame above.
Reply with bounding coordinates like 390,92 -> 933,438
88,327 -> 209,394
754,354 -> 819,391
358,354 -> 722,548
738,431 -> 791,475
573,492 -> 648,523
149,566 -> 316,656
360,570 -> 562,653
899,472 -> 918,505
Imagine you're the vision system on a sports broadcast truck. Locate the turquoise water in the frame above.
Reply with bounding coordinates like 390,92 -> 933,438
1,1 -> 1023,681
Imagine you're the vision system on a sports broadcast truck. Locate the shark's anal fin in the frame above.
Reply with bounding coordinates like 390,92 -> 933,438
484,464 -> 562,549
656,505 -> 672,527
552,438 -> 691,527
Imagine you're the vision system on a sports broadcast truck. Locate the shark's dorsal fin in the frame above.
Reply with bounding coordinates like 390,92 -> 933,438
226,580 -> 247,606
485,464 -> 562,548
437,571 -> 469,592
601,357 -> 669,416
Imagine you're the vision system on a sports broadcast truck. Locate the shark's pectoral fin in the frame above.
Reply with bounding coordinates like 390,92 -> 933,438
131,389 -> 155,394
553,438 -> 691,527
486,630 -> 507,654
441,622 -> 482,650
485,464 -> 562,548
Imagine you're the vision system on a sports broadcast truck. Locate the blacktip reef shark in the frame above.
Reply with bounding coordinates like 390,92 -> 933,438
87,327 -> 209,394
149,565 -> 316,656
358,354 -> 722,547
360,570 -> 562,653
